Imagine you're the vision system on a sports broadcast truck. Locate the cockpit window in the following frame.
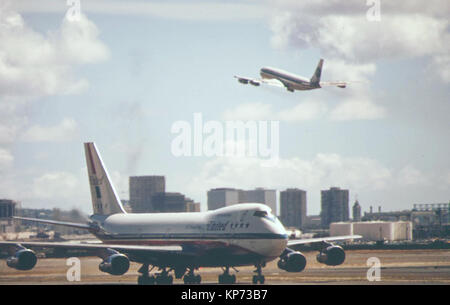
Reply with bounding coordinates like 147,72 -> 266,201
253,211 -> 268,217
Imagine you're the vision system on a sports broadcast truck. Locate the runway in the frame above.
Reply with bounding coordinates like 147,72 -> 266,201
0,249 -> 449,285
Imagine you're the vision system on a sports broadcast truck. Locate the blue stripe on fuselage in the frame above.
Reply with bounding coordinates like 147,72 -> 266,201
97,232 -> 288,240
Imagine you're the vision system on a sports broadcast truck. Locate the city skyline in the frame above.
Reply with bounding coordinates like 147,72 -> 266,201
0,1 -> 449,215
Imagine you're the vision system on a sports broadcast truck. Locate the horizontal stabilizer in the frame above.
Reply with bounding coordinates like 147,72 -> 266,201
13,216 -> 91,230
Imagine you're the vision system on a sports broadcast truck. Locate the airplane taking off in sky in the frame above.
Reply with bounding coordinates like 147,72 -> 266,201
235,59 -> 348,92
0,142 -> 360,285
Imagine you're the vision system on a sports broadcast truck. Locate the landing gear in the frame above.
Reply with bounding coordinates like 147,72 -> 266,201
138,274 -> 155,285
137,264 -> 155,285
137,264 -> 173,285
218,267 -> 236,284
183,268 -> 201,284
252,264 -> 265,284
154,270 -> 173,285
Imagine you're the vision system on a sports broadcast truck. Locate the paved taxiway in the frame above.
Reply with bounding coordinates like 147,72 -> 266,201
0,250 -> 449,284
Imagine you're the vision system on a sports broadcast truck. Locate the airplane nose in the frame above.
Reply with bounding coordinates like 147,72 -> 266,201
269,218 -> 288,239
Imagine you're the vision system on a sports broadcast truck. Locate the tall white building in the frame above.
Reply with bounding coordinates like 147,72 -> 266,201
207,188 -> 239,210
239,188 -> 277,215
207,187 -> 277,213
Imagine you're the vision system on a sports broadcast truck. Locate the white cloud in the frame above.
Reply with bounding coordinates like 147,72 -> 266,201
277,100 -> 328,122
21,118 -> 78,142
10,0 -> 268,22
222,100 -> 328,122
430,54 -> 450,83
396,165 -> 428,186
32,171 -> 79,200
0,6 -> 109,211
269,1 -> 450,83
223,102 -> 273,121
0,4 -> 109,172
188,153 -> 395,194
445,171 -> 450,186
110,170 -> 129,200
314,15 -> 447,62
186,153 -> 397,211
0,7 -> 109,97
0,148 -> 14,171
185,152 -> 448,212
57,14 -> 111,65
329,97 -> 386,121
322,59 -> 376,83
0,124 -> 19,144
223,97 -> 384,122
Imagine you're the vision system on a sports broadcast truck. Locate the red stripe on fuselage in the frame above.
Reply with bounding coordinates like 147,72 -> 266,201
87,143 -> 96,175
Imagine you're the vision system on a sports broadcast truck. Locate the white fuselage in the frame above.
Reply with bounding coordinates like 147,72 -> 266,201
90,204 -> 288,262
260,66 -> 320,91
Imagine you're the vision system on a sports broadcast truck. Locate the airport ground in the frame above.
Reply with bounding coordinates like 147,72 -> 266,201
0,249 -> 449,285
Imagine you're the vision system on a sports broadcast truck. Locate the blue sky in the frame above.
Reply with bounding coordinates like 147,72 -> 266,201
1,0 -> 449,215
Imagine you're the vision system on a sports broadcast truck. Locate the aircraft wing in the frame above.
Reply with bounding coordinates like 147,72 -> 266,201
287,235 -> 362,247
3,217 -> 196,265
234,75 -> 284,88
0,240 -> 186,266
0,241 -> 182,253
319,81 -> 348,88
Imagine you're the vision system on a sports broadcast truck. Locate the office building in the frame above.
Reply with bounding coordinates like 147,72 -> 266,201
207,188 -> 239,210
129,176 -> 165,213
321,187 -> 349,227
280,189 -> 307,229
151,192 -> 199,213
0,199 -> 17,233
207,187 -> 277,212
239,188 -> 277,214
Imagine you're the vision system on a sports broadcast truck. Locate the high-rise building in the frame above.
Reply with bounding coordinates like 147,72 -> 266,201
238,188 -> 277,214
129,176 -> 165,213
207,188 -> 239,210
279,189 -> 307,229
185,199 -> 201,212
0,199 -> 17,233
152,192 -> 200,213
207,187 -> 277,212
352,200 -> 362,221
321,187 -> 349,227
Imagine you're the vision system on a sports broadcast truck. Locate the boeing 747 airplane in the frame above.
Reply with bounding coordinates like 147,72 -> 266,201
0,142 -> 360,285
235,59 -> 348,92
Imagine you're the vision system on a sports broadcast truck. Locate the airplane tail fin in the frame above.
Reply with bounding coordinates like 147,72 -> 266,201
310,59 -> 324,85
84,142 -> 126,215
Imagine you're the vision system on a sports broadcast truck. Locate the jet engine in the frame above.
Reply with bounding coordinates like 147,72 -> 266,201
7,248 -> 37,271
277,250 -> 306,272
99,253 -> 130,275
337,84 -> 346,88
238,78 -> 249,84
316,245 -> 346,266
249,80 -> 260,86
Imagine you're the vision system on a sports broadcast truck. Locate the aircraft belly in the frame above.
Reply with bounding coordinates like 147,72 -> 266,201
292,82 -> 313,90
96,236 -> 286,267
